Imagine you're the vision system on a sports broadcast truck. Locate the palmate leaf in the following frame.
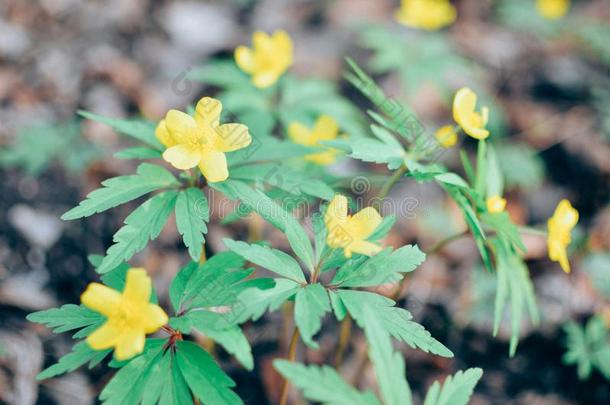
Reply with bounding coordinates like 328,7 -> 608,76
362,306 -> 412,405
337,290 -> 453,357
295,283 -> 331,349
96,191 -> 178,273
37,342 -> 110,380
27,304 -> 103,337
62,163 -> 179,220
175,187 -> 209,261
231,278 -> 302,324
274,360 -> 381,405
100,339 -> 242,405
492,238 -> 539,356
423,368 -> 484,405
78,110 -> 163,150
224,239 -> 306,283
325,138 -> 405,170
331,245 -> 425,287
563,316 -> 610,380
212,180 -> 314,271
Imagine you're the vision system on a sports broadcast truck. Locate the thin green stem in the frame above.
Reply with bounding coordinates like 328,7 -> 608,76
372,164 -> 408,211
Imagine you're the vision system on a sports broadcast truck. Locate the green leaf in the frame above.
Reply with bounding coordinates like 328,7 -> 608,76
188,59 -> 251,89
27,304 -> 103,337
175,341 -> 242,405
485,144 -> 503,197
37,342 -> 110,380
367,215 -> 396,242
62,163 -> 178,220
284,217 -> 315,273
274,360 -> 381,405
113,146 -> 162,160
96,191 -> 178,273
141,349 -> 192,405
326,138 -> 405,169
563,316 -> 610,380
423,368 -> 484,405
338,290 -> 452,357
331,245 -> 425,287
232,278 -> 301,323
78,110 -> 163,150
295,284 -> 331,348
175,188 -> 209,261
435,172 -> 469,188
200,326 -> 254,371
474,140 -> 487,197
362,305 -> 412,405
224,239 -> 306,283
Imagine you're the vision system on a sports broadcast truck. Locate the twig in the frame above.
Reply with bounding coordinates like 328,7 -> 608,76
279,327 -> 300,405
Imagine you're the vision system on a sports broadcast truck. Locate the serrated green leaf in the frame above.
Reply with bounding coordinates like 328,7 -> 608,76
96,191 -> 177,273
62,163 -> 178,220
224,239 -> 306,283
325,138 -> 405,169
27,304 -> 103,336
175,341 -> 242,405
78,110 -> 163,150
199,326 -> 253,371
295,284 -> 331,349
232,278 -> 301,323
423,368 -> 484,405
338,290 -> 452,357
331,245 -> 425,287
274,360 -> 381,405
37,342 -> 110,380
362,305 -> 412,405
175,188 -> 209,261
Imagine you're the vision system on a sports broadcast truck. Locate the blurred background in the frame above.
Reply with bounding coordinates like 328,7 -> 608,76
1,0 -> 610,404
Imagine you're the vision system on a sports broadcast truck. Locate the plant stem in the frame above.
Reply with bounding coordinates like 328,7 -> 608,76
334,315 -> 352,367
372,164 -> 408,211
279,327 -> 300,405
199,242 -> 207,264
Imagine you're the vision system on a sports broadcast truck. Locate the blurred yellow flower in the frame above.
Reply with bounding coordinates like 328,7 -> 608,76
547,199 -> 578,273
486,195 -> 507,214
395,0 -> 456,31
235,30 -> 293,88
156,97 -> 251,183
453,87 -> 490,140
324,194 -> 382,258
434,125 -> 458,148
81,268 -> 168,360
536,0 -> 570,20
288,115 -> 342,165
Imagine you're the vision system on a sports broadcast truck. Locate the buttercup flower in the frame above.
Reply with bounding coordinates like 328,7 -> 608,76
235,30 -> 293,88
81,268 -> 168,360
547,199 -> 579,273
434,125 -> 458,148
324,194 -> 382,258
453,87 -> 490,140
536,0 -> 570,20
395,0 -> 456,31
156,97 -> 251,183
288,115 -> 343,165
486,195 -> 507,214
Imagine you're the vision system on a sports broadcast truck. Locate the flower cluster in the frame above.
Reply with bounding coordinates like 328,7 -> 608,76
235,30 -> 293,88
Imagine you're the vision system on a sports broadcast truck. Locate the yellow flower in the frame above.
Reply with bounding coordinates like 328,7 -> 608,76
324,194 -> 383,258
156,97 -> 251,183
81,268 -> 168,360
547,199 -> 578,273
536,0 -> 570,20
395,0 -> 456,31
434,125 -> 458,148
288,115 -> 343,165
235,30 -> 293,88
486,195 -> 507,214
453,87 -> 490,140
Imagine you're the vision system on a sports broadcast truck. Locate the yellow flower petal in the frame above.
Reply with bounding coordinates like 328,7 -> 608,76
313,115 -> 339,140
163,144 -> 201,170
434,125 -> 458,148
164,110 -> 197,144
272,30 -> 293,64
143,304 -> 169,333
453,87 -> 490,140
155,119 -> 176,148
81,283 -> 121,318
252,31 -> 273,51
122,268 -> 151,303
114,329 -> 146,361
215,123 -> 251,152
234,45 -> 256,73
305,150 -> 337,165
486,195 -> 507,214
194,97 -> 222,128
547,199 -> 578,273
395,0 -> 456,31
288,122 -> 314,145
86,321 -> 121,350
536,0 -> 570,20
198,150 -> 228,182
252,72 -> 280,89
347,240 -> 383,257
348,207 -> 382,240
325,194 -> 348,231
